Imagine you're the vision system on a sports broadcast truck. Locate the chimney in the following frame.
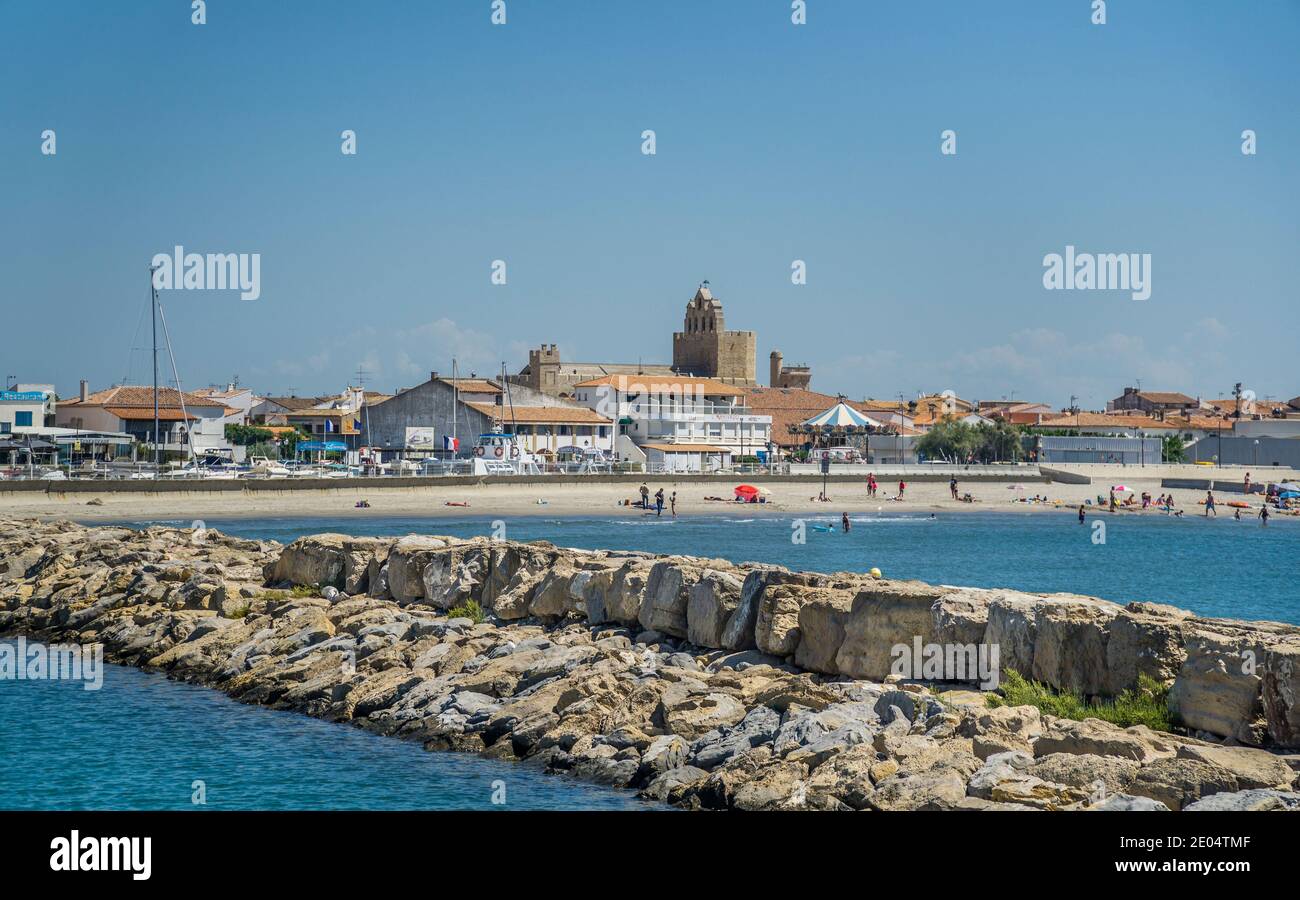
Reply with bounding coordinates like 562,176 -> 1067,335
79,380 -> 88,402
430,371 -> 438,382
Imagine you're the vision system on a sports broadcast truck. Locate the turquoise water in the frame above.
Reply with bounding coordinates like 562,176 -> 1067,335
136,510 -> 1299,625
0,641 -> 646,811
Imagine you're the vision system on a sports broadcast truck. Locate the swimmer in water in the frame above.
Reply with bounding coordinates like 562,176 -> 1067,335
1078,504 -> 1086,524
841,512 -> 851,532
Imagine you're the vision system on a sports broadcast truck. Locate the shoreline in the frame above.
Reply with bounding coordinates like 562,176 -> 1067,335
6,472 -> 1293,524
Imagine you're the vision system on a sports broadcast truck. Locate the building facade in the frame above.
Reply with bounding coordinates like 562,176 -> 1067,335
56,384 -> 239,456
0,384 -> 56,435
572,374 -> 771,459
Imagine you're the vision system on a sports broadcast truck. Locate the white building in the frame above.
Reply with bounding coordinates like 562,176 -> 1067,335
572,374 -> 771,460
56,384 -> 241,456
462,402 -> 614,456
641,443 -> 733,473
0,384 -> 56,435
191,385 -> 257,424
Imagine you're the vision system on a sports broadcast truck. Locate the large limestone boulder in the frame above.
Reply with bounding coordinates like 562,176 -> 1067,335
960,705 -> 1044,759
731,760 -> 810,810
1262,641 -> 1300,748
1174,744 -> 1296,790
1183,789 -> 1300,811
1168,627 -> 1268,745
686,569 -> 744,648
933,589 -> 992,646
719,569 -> 769,651
656,683 -> 747,741
385,536 -> 450,603
528,563 -> 580,619
754,585 -> 806,657
604,561 -> 651,626
1032,718 -> 1173,763
420,544 -> 491,610
266,534 -> 392,593
833,580 -> 949,680
1028,752 -> 1139,797
793,588 -> 856,674
482,543 -> 555,617
1029,597 -> 1122,696
638,561 -> 701,638
985,592 -> 1041,679
1127,758 -> 1239,811
1104,602 -> 1189,693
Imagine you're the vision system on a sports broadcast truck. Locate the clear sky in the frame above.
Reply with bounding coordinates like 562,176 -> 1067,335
3,1 -> 1297,409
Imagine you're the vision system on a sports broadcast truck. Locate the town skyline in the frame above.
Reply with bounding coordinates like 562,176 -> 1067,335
4,2 -> 1298,408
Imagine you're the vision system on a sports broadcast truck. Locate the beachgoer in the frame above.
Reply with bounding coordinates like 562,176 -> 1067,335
1205,491 -> 1216,517
654,488 -> 664,517
841,512 -> 851,532
1234,509 -> 1241,521
1260,504 -> 1270,525
1078,504 -> 1086,524
949,476 -> 958,500
1245,472 -> 1252,494
639,483 -> 650,508
670,491 -> 677,517
898,480 -> 906,499
1109,489 -> 1117,512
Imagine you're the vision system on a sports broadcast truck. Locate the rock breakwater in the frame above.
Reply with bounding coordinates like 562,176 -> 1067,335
2,519 -> 1298,811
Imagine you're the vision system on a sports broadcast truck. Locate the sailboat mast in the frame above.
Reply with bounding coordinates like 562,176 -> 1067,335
150,265 -> 160,466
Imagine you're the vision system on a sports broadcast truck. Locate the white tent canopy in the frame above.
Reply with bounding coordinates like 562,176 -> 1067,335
802,402 -> 884,430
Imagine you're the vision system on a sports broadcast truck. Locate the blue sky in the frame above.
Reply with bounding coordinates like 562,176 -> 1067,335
3,1 -> 1297,408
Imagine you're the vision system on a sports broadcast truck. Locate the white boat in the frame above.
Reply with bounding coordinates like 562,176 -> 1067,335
247,456 -> 292,478
471,433 -> 541,475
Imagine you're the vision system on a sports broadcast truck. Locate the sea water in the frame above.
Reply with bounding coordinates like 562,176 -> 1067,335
144,510 -> 1300,625
0,640 -> 647,811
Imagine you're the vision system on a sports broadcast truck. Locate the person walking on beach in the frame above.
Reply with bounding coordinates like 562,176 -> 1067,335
898,480 -> 906,500
654,488 -> 664,517
1205,491 -> 1217,517
867,473 -> 877,497
1244,472 -> 1252,494
670,491 -> 677,517
950,476 -> 958,500
841,512 -> 851,532
639,483 -> 650,509
1109,489 -> 1117,512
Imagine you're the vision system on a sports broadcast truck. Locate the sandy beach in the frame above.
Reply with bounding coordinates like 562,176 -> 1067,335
3,464 -> 1294,524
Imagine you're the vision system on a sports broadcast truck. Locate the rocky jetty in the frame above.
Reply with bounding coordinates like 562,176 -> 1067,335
2,518 -> 1298,811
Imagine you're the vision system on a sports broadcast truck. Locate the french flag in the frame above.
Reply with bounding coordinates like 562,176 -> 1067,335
443,436 -> 459,451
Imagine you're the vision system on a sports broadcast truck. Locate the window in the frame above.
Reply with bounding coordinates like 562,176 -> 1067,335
0,422 -> 10,434
15,411 -> 32,427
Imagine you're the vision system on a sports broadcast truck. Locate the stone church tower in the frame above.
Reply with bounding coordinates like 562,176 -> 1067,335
671,282 -> 756,385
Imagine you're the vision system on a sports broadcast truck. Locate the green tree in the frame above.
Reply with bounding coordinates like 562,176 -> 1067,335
1162,434 -> 1187,463
225,424 -> 275,446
